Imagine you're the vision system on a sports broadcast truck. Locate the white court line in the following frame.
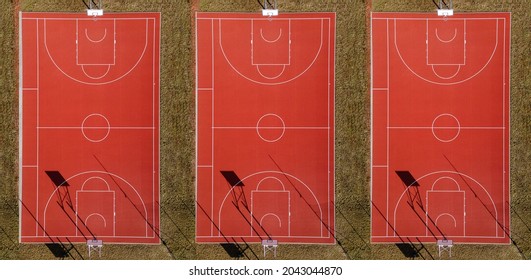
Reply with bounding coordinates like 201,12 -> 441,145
328,17 -> 334,236
431,176 -> 461,191
426,190 -> 465,236
76,19 -> 116,66
21,235 -> 158,239
372,17 -> 508,21
200,15 -> 334,241
259,213 -> 282,227
81,176 -> 111,191
42,171 -> 150,238
250,190 -> 291,237
435,28 -> 458,43
392,171 -> 499,238
199,17 -> 331,20
217,171 -> 324,238
369,12 -> 389,236
75,190 -> 116,237
503,17 -> 509,236
435,213 -> 458,227
24,17 -> 159,20
81,65 -> 111,80
219,18 -> 323,85
371,235 -> 506,238
81,113 -> 110,142
388,126 -> 503,129
84,27 -> 107,43
44,18 -> 149,85
385,19 -> 390,236
433,113 -> 460,143
394,18 -> 499,85
213,126 -> 328,130
153,17 -> 159,237
197,235 -> 332,239
84,213 -> 107,227
38,126 -> 155,129
252,19 -> 291,66
431,65 -> 461,79
375,15 -> 509,241
36,19 -> 41,235
259,27 -> 283,43
256,65 -> 286,79
18,13 -> 24,241
194,16 -> 200,239
209,19 -> 215,237
256,177 -> 286,191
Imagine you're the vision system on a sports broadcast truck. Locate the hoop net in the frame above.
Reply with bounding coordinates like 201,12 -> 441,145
262,0 -> 278,17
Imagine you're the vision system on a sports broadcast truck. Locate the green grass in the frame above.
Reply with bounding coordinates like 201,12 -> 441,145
0,0 -> 529,260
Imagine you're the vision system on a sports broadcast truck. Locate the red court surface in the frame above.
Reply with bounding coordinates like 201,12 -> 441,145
195,13 -> 335,244
370,13 -> 510,243
19,13 -> 160,244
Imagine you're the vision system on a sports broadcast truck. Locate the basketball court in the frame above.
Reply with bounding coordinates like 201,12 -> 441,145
370,12 -> 510,243
195,12 -> 336,244
19,12 -> 160,243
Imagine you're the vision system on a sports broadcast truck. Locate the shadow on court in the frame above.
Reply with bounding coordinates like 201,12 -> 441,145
268,155 -> 338,236
219,170 -> 275,240
444,155 -> 527,258
93,155 -> 180,258
371,201 -> 435,260
394,170 -> 449,239
196,201 -> 260,259
18,200 -> 85,260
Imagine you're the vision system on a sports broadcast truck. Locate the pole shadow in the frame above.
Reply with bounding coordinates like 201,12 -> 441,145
19,200 -> 84,260
93,155 -> 181,258
219,170 -> 273,240
371,201 -> 435,260
196,201 -> 259,259
444,155 -> 526,258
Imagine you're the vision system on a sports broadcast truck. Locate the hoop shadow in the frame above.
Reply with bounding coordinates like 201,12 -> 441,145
45,171 -> 70,187
395,171 -> 419,187
396,243 -> 421,259
221,243 -> 245,259
196,201 -> 260,259
45,243 -> 74,260
220,171 -> 245,187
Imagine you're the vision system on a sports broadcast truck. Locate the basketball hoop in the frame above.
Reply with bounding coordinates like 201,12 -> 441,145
262,0 -> 278,17
86,0 -> 104,17
262,239 -> 278,258
262,9 -> 279,17
87,239 -> 103,258
436,0 -> 453,17
87,9 -> 103,17
437,9 -> 453,17
437,239 -> 453,258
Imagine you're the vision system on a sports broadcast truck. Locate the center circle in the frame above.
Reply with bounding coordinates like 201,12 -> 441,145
256,114 -> 286,143
431,113 -> 460,143
81,113 -> 111,142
